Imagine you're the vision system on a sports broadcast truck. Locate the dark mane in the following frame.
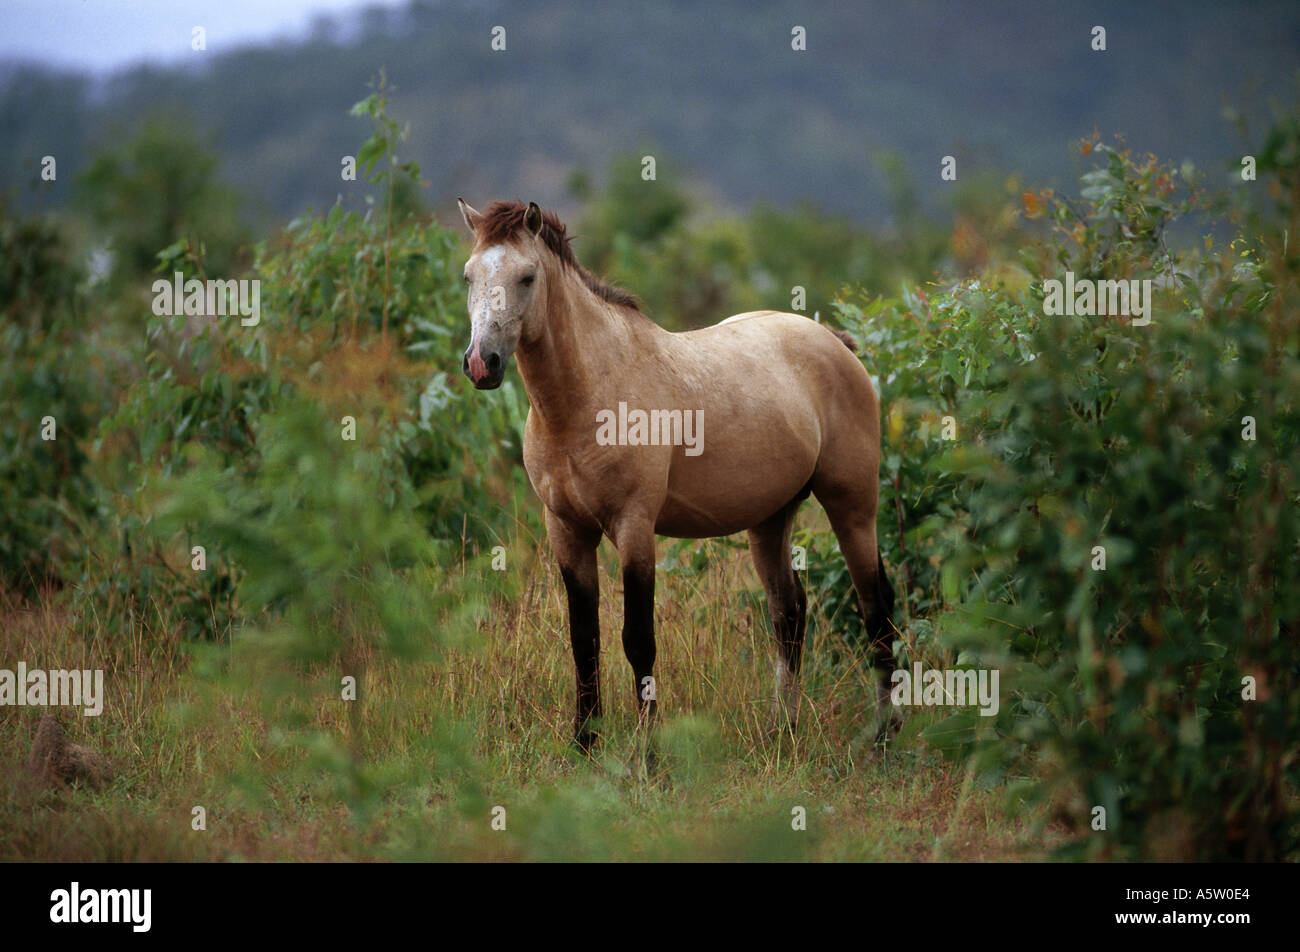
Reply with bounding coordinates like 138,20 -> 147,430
475,201 -> 642,313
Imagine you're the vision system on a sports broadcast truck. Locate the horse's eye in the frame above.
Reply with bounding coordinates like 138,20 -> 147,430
520,274 -> 535,287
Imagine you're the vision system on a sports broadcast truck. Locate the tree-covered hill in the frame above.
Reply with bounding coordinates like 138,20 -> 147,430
2,0 -> 1297,225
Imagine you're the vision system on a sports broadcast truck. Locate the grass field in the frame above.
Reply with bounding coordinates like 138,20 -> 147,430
0,518 -> 1060,862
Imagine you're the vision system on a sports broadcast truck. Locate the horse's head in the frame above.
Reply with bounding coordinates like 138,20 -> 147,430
456,198 -> 548,390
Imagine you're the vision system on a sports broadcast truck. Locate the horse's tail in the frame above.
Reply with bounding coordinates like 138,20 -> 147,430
830,328 -> 858,353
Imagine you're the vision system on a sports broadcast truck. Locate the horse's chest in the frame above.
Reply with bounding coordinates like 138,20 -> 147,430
525,449 -> 595,524
523,430 -> 640,530
525,454 -> 571,516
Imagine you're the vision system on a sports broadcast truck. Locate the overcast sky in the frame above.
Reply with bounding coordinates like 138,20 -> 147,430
0,0 -> 407,74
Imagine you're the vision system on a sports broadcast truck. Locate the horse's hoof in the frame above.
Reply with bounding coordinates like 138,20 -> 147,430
872,708 -> 902,747
764,717 -> 798,743
573,729 -> 600,755
628,741 -> 659,779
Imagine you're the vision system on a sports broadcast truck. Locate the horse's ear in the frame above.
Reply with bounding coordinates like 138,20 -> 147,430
524,202 -> 543,237
457,198 -> 482,234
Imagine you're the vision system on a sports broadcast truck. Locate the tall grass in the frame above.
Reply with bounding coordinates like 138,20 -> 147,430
0,520 -> 1054,861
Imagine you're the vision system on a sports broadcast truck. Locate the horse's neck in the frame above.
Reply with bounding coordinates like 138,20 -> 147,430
516,263 -> 650,431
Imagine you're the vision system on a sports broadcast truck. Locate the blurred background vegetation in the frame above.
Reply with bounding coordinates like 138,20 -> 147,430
0,1 -> 1296,861
5,0 -> 1298,225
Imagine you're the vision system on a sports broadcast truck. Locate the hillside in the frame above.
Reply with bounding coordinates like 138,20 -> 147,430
2,0 -> 1298,225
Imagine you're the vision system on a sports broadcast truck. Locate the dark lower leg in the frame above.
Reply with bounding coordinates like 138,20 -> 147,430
621,564 -> 657,725
748,505 -> 807,728
869,550 -> 897,683
562,566 -> 601,750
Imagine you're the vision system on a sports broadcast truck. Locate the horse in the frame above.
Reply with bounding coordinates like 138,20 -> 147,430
456,198 -> 895,750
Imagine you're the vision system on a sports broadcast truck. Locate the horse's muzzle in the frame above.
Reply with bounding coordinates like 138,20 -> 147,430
464,347 -> 505,390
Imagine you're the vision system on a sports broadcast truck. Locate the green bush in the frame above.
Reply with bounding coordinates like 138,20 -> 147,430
0,207 -> 104,592
831,132 -> 1299,860
79,89 -> 535,642
76,114 -> 249,288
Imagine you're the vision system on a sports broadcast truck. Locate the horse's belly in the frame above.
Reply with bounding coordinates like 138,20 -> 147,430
654,440 -> 815,538
654,498 -> 794,539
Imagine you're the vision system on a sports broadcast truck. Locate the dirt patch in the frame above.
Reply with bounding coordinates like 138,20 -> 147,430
28,714 -> 114,789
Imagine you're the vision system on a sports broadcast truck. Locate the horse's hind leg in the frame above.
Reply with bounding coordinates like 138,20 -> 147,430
747,498 -> 807,733
811,476 -> 897,731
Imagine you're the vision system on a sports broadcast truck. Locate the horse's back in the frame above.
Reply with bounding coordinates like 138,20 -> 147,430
648,310 -> 881,531
684,310 -> 876,409
708,309 -> 881,474
716,309 -> 784,326
697,309 -> 854,352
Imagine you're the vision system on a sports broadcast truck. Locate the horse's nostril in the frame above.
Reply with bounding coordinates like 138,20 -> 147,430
463,351 -> 471,373
486,352 -> 502,373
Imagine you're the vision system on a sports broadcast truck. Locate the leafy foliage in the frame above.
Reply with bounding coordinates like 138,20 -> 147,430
830,133 -> 1300,860
0,206 -> 103,592
75,88 -> 533,642
2,75 -> 1295,861
76,114 -> 249,287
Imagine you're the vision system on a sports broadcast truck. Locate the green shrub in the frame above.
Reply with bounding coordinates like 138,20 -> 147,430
0,207 -> 104,592
831,131 -> 1299,860
80,89 -> 535,642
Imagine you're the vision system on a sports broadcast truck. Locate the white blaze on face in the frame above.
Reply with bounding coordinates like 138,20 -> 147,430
473,249 -> 512,335
479,245 -> 507,276
468,244 -> 509,358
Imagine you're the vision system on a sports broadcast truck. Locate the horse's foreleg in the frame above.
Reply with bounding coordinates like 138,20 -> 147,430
547,510 -> 602,752
612,517 -> 658,728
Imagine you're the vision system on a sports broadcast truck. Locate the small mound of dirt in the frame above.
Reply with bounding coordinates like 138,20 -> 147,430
28,714 -> 113,789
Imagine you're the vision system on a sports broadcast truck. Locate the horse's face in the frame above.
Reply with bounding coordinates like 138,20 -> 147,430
457,199 -> 546,390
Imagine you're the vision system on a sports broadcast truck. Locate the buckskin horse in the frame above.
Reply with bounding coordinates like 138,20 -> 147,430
456,198 -> 895,750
